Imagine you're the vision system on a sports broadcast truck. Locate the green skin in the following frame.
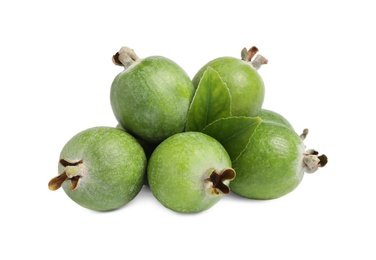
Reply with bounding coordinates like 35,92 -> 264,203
56,127 -> 147,211
230,122 -> 306,200
192,57 -> 265,117
257,108 -> 294,130
111,56 -> 195,144
115,123 -> 157,159
147,132 -> 234,213
116,123 -> 156,185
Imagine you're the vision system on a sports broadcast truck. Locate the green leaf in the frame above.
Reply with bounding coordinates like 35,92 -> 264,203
202,116 -> 262,162
185,67 -> 231,132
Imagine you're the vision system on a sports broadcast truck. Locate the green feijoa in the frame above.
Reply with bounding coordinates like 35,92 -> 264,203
230,122 -> 327,200
116,123 -> 157,160
48,127 -> 147,211
111,47 -> 195,144
192,46 -> 267,117
147,132 -> 235,213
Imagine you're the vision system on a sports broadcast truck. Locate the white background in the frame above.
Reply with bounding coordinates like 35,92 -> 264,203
1,0 -> 375,259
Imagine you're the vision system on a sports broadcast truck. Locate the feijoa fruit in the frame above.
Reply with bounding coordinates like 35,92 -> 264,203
192,46 -> 267,117
147,132 -> 235,213
48,127 -> 147,211
230,122 -> 327,199
111,47 -> 195,143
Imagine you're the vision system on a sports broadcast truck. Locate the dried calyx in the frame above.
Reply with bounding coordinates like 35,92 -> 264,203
299,129 -> 328,173
205,168 -> 236,195
48,159 -> 84,191
241,46 -> 268,70
303,150 -> 328,173
112,47 -> 141,69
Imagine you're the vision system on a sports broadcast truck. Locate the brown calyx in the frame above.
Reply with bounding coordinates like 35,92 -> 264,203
48,159 -> 83,191
112,47 -> 140,69
112,52 -> 122,66
241,46 -> 268,70
205,168 -> 236,195
241,46 -> 259,61
299,129 -> 328,173
303,149 -> 328,173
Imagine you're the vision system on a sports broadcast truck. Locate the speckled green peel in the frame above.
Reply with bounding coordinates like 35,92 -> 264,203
111,47 -> 195,143
48,127 -> 147,211
231,122 -> 327,200
192,46 -> 267,117
147,132 -> 235,213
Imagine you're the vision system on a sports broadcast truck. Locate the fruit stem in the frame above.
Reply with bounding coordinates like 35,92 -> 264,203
241,46 -> 259,61
241,46 -> 268,70
112,47 -> 141,69
300,128 -> 309,140
205,168 -> 236,195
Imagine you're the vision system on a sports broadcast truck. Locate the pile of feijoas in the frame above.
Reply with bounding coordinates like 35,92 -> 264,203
48,45 -> 327,213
